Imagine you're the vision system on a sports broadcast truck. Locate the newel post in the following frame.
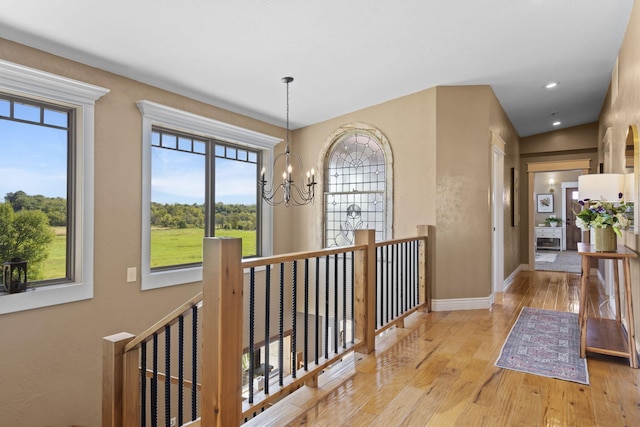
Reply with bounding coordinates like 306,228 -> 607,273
417,225 -> 435,312
201,237 -> 243,427
102,332 -> 135,427
354,229 -> 376,354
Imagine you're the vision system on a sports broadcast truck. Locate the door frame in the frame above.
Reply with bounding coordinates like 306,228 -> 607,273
561,181 -> 579,250
527,160 -> 591,269
491,134 -> 505,300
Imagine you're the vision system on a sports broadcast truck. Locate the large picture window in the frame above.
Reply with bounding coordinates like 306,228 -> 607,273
138,100 -> 279,290
150,127 -> 259,270
0,95 -> 73,285
0,59 -> 108,313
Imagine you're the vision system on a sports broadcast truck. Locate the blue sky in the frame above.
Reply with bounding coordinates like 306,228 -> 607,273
0,120 -> 67,200
151,149 -> 257,205
1,119 -> 258,206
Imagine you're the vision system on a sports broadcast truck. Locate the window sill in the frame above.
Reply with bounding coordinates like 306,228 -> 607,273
0,281 -> 93,314
142,263 -> 268,291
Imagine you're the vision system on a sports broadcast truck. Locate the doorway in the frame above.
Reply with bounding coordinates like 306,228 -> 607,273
527,160 -> 591,272
564,185 -> 581,250
491,139 -> 505,299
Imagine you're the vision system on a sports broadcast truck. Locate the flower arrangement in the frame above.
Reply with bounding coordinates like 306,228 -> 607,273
575,198 -> 631,237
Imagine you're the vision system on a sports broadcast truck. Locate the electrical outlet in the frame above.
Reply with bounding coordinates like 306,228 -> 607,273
126,267 -> 137,283
170,417 -> 177,427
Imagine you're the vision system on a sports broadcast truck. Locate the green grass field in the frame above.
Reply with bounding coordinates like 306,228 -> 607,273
41,227 -> 67,279
40,227 -> 257,278
150,227 -> 257,267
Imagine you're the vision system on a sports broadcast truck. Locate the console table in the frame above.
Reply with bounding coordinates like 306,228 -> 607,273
577,242 -> 638,368
535,226 -> 563,251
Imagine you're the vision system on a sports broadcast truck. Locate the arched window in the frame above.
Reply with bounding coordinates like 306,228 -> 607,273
324,125 -> 392,247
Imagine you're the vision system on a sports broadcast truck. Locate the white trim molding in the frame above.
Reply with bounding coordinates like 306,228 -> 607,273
431,296 -> 492,311
0,59 -> 109,314
503,264 -> 526,292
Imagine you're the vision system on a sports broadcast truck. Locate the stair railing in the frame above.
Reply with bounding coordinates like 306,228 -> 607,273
103,225 -> 433,427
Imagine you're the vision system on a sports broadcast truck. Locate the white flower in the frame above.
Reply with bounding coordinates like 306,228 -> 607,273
575,217 -> 589,231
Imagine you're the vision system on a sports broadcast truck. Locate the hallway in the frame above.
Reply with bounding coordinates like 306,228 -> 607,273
246,270 -> 640,426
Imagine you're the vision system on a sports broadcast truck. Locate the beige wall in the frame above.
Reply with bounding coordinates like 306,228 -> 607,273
490,88 -> 522,283
292,87 -> 438,251
0,38 -> 291,426
521,122 -> 599,155
295,85 -> 520,301
435,86 -> 520,299
598,0 -> 640,356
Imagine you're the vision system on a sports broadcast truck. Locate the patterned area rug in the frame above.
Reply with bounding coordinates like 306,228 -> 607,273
495,307 -> 589,385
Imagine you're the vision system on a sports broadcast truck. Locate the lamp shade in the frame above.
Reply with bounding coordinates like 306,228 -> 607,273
578,174 -> 624,201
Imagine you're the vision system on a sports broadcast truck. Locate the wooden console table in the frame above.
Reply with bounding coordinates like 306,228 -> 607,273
578,242 -> 638,368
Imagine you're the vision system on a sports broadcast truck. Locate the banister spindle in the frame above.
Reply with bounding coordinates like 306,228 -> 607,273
152,334 -> 158,427
264,264 -> 271,395
279,262 -> 285,386
315,257 -> 320,365
164,325 -> 171,427
141,341 -> 147,427
292,260 -> 297,378
178,315 -> 184,426
249,267 -> 256,403
191,305 -> 198,421
304,258 -> 309,371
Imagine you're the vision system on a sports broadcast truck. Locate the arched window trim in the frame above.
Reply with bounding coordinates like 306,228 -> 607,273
318,123 -> 393,247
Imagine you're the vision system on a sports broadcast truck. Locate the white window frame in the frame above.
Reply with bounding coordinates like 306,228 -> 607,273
0,59 -> 109,314
137,100 -> 280,290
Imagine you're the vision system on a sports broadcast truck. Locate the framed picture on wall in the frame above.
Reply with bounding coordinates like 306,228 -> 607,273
537,194 -> 553,213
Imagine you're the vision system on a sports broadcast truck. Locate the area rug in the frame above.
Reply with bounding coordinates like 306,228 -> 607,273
535,252 -> 558,263
495,307 -> 589,385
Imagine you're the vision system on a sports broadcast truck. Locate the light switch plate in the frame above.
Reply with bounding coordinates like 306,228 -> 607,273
127,267 -> 137,283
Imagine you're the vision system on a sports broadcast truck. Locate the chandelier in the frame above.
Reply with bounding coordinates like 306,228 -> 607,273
260,77 -> 316,206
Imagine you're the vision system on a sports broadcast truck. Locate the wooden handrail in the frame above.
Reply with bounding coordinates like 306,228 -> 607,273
375,235 -> 427,247
242,243 -> 367,269
124,292 -> 202,353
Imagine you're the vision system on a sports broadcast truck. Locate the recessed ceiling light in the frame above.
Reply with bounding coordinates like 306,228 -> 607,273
553,121 -> 561,126
545,82 -> 559,89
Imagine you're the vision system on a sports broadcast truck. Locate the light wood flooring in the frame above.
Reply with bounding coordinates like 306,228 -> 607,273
245,270 -> 640,426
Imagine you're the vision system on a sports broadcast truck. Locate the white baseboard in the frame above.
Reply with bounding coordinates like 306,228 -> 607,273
431,296 -> 492,311
503,264 -> 526,292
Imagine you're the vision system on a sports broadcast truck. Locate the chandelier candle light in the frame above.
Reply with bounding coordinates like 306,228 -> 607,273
260,77 -> 316,206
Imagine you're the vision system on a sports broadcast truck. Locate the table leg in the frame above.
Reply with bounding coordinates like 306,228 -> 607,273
579,254 -> 590,358
613,259 -> 621,324
623,258 -> 637,368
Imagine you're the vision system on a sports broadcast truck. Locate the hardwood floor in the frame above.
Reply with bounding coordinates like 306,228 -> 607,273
245,270 -> 640,426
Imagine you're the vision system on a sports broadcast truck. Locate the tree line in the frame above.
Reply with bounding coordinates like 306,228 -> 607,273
3,191 -> 257,231
151,201 -> 257,230
5,191 -> 66,226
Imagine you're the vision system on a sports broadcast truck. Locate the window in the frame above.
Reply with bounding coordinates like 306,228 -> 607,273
0,96 -> 72,284
0,59 -> 109,314
324,126 -> 393,247
138,101 -> 280,290
150,127 -> 260,269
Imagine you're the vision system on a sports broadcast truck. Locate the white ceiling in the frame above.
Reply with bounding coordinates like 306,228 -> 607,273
0,0 -> 634,137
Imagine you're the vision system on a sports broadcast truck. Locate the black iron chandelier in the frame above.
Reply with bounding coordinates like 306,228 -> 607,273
260,77 -> 316,206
